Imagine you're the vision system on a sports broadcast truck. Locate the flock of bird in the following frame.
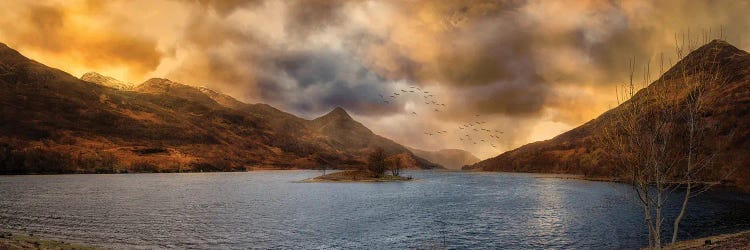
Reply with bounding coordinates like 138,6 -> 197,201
378,83 -> 505,153
455,117 -> 505,149
378,85 -> 445,112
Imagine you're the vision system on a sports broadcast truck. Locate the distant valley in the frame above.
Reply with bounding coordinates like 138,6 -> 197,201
410,147 -> 479,170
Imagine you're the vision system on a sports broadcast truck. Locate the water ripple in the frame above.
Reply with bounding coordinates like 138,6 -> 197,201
0,171 -> 749,249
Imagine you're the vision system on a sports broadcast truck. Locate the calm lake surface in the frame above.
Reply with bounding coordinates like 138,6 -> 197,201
1,171 -> 749,249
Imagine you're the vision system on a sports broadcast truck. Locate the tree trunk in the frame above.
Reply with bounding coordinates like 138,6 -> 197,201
672,183 -> 691,244
673,113 -> 696,244
644,204 -> 655,248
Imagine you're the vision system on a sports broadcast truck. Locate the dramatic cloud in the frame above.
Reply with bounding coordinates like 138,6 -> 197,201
0,1 -> 163,78
1,0 -> 748,158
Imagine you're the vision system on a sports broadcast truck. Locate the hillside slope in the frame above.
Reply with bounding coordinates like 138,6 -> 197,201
0,42 -> 439,173
467,40 -> 750,189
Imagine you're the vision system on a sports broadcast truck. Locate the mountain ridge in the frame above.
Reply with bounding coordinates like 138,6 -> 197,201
81,72 -> 134,90
0,42 -> 441,173
466,40 -> 750,189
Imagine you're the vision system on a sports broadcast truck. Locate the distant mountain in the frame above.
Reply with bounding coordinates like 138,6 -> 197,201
409,148 -> 479,169
0,42 -> 440,173
466,40 -> 750,189
81,72 -> 134,90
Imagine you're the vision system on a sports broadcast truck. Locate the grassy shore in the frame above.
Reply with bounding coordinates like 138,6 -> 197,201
301,170 -> 414,182
658,230 -> 750,250
1,223 -> 747,249
0,231 -> 100,250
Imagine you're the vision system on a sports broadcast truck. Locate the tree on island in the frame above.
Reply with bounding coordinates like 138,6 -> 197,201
389,156 -> 402,176
367,147 -> 387,177
319,164 -> 329,176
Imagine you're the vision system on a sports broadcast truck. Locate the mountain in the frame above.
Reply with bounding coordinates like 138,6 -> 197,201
409,148 -> 480,169
81,72 -> 134,90
466,40 -> 750,189
0,42 -> 440,173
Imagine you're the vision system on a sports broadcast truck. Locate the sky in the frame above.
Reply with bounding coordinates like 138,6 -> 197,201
1,0 -> 748,159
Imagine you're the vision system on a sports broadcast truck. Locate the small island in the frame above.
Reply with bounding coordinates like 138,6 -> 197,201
302,148 -> 414,182
304,170 -> 413,182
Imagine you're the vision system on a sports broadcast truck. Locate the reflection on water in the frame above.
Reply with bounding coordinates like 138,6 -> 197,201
0,171 -> 749,249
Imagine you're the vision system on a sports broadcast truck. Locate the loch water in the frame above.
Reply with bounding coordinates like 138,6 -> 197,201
1,171 -> 749,249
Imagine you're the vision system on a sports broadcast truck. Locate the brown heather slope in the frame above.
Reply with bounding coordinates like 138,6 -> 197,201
409,147 -> 480,170
0,42 -> 440,173
466,40 -> 750,189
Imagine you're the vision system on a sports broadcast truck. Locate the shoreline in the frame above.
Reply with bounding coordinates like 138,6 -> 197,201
532,173 -> 624,183
3,228 -> 748,249
661,229 -> 750,249
0,169 -> 343,176
0,230 -> 101,250
0,168 -> 427,176
467,170 -> 748,192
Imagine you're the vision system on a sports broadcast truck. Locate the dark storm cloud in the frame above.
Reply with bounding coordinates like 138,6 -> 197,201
284,0 -> 353,39
256,50 -> 399,116
186,0 -> 263,15
465,75 -> 549,116
157,0 -> 750,124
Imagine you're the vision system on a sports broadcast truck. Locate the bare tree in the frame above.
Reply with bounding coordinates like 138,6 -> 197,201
319,164 -> 329,176
367,147 -> 387,177
596,32 -> 733,249
598,56 -> 672,248
389,156 -> 402,176
668,31 -> 735,245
